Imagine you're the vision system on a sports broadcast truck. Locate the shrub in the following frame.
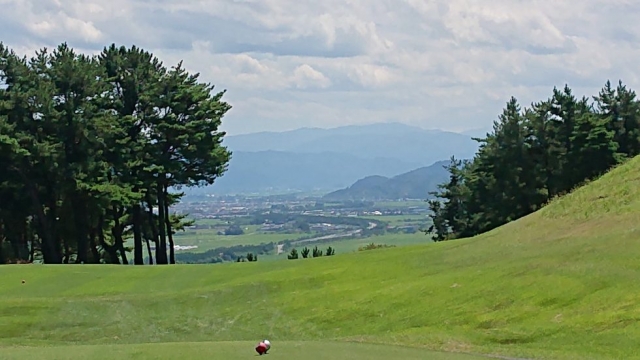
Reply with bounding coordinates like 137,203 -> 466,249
287,248 -> 298,260
301,247 -> 310,258
358,243 -> 395,251
246,253 -> 257,262
312,246 -> 323,258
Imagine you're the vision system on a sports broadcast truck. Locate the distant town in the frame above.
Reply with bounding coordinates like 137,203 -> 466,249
168,194 -> 433,264
172,194 -> 431,220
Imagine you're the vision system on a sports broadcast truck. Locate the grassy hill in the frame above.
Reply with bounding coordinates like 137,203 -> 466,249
323,160 -> 450,200
2,157 -> 640,359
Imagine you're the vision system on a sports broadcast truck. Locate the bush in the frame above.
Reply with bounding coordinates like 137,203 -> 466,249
358,243 -> 395,251
246,253 -> 257,262
325,246 -> 335,256
287,248 -> 298,260
301,247 -> 310,258
312,246 -> 323,258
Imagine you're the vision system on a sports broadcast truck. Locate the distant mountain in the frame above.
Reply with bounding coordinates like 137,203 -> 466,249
183,151 -> 424,195
222,122 -> 479,165
459,126 -> 492,138
181,123 -> 480,195
322,160 -> 451,201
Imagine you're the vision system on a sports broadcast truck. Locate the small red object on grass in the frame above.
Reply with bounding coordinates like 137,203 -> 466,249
255,342 -> 268,355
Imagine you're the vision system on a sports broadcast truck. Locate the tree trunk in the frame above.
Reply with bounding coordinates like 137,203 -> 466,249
63,240 -> 71,264
11,236 -> 20,261
28,230 -> 35,263
0,231 -> 5,265
29,189 -> 61,264
9,166 -> 60,263
132,203 -> 144,265
73,194 -> 89,264
88,228 -> 101,264
156,182 -> 168,265
145,196 -> 158,265
163,184 -> 176,264
99,214 -> 120,264
111,206 -> 129,264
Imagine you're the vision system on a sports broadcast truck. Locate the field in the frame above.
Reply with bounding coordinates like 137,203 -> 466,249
172,215 -> 429,256
173,225 -> 297,253
262,232 -> 428,261
2,157 -> 640,359
358,214 -> 428,225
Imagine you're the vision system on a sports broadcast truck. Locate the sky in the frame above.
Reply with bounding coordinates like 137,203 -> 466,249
1,0 -> 639,136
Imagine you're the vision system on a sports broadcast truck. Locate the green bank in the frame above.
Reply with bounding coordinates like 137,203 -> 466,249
2,157 -> 640,359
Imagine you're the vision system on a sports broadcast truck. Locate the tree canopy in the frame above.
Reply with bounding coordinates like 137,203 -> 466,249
427,81 -> 639,241
0,43 -> 231,264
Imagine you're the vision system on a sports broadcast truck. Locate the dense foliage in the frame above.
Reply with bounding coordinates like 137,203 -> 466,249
428,82 -> 638,240
0,43 -> 231,264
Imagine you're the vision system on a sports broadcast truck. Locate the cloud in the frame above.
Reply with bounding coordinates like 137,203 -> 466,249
1,0 -> 640,135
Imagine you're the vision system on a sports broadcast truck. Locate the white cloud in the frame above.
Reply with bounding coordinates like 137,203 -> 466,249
1,0 -> 640,135
292,64 -> 331,89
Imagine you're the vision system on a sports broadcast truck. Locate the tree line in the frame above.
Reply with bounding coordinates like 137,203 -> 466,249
428,81 -> 639,240
0,43 -> 231,264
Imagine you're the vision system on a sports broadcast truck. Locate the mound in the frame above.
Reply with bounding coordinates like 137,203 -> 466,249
1,157 -> 640,359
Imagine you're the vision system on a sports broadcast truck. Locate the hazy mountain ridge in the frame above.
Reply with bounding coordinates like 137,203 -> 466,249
222,123 -> 479,164
183,123 -> 479,195
323,160 -> 451,200
185,151 -> 424,195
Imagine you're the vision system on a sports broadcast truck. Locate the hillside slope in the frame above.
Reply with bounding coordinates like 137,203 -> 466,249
323,160 -> 450,200
2,157 -> 640,359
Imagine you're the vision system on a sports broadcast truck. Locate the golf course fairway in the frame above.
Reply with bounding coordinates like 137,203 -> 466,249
2,156 -> 640,359
0,341 -> 487,359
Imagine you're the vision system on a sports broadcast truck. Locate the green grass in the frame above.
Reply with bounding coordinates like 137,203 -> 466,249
294,232 -> 427,253
257,233 -> 428,261
3,157 -> 640,359
358,214 -> 429,225
0,341 -> 484,359
173,226 -> 306,253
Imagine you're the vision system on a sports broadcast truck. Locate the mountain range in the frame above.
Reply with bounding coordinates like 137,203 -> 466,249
183,122 -> 480,195
323,160 -> 451,201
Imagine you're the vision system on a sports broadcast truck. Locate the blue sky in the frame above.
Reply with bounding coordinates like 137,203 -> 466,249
2,0 -> 639,135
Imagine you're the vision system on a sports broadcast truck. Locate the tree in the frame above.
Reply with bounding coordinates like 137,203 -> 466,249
426,157 -> 470,240
224,225 -> 244,236
287,248 -> 298,260
312,246 -> 323,258
426,81 -> 640,242
0,42 -> 232,265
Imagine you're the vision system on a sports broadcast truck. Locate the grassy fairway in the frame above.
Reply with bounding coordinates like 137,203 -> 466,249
0,341 -> 485,359
2,157 -> 640,359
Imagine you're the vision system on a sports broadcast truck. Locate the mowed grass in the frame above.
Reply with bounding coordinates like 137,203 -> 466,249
296,232 -> 427,253
3,157 -> 640,359
0,341 -> 483,359
173,226 -> 302,253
